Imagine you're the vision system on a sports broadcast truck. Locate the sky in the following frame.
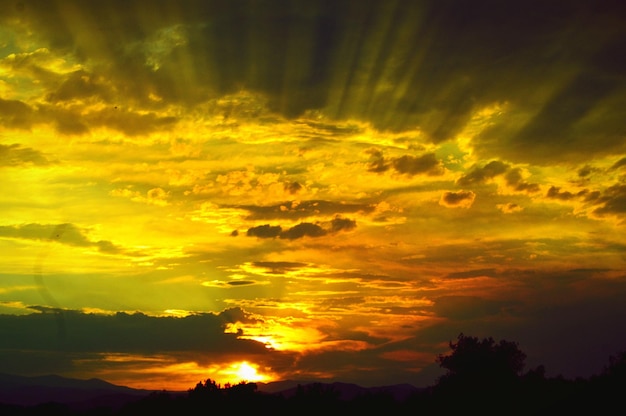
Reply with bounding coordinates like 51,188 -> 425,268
1,0 -> 626,391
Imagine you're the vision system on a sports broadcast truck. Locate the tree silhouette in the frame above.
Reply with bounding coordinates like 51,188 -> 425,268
433,333 -> 527,411
437,333 -> 526,383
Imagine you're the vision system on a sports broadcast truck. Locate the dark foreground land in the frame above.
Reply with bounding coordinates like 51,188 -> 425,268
1,334 -> 624,415
1,376 -> 623,416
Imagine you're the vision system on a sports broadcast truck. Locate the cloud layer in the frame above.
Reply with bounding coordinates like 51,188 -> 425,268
0,0 -> 625,391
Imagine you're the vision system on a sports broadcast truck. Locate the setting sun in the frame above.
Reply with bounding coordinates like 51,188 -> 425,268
226,362 -> 267,384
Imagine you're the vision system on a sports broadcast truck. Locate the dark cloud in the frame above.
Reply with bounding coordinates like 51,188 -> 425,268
367,149 -> 443,176
45,69 -> 112,103
577,165 -> 599,178
513,73 -> 617,150
568,267 -> 614,274
283,181 -> 302,195
6,0 -> 621,151
439,190 -> 475,208
0,96 -> 175,136
0,307 -> 263,353
0,98 -> 34,129
246,217 -> 357,240
498,202 -> 523,214
227,281 -> 254,287
391,153 -> 443,176
457,160 -> 509,186
0,223 -> 121,254
297,120 -> 364,137
236,200 -> 374,221
36,105 -> 90,135
246,224 -> 282,238
582,190 -> 601,203
279,222 -> 326,240
0,144 -> 51,167
543,185 -> 622,216
82,109 -> 178,136
504,168 -> 540,193
610,157 -> 626,171
2,0 -> 622,159
445,268 -> 497,280
457,160 -> 540,193
252,261 -> 308,274
0,307 -> 275,377
330,216 -> 356,232
366,149 -> 389,173
217,307 -> 257,324
592,183 -> 626,216
545,186 -> 590,201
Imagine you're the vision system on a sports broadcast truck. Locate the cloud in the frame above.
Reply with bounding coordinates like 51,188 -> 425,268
497,203 -> 524,214
445,268 -> 497,280
0,223 -> 122,254
0,0 -> 625,391
45,69 -> 113,103
0,144 -> 52,167
439,190 -> 476,208
284,181 -> 303,195
0,307 -> 275,377
246,216 -> 357,240
592,183 -> 626,217
506,72 -> 622,161
610,157 -> 626,171
546,186 -> 585,201
236,200 -> 374,221
81,108 -> 178,136
392,153 -> 444,176
504,168 -> 540,193
457,160 -> 509,186
201,280 -> 260,289
367,150 -> 444,176
0,307 -> 263,353
227,280 -> 257,287
0,98 -> 34,129
366,149 -> 389,173
1,0 -> 623,149
251,262 -> 308,274
330,216 -> 356,232
455,162 -> 541,194
246,224 -> 282,239
279,223 -> 326,240
0,93 -> 176,137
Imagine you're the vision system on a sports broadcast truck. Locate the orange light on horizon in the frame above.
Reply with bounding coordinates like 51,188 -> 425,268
89,358 -> 275,391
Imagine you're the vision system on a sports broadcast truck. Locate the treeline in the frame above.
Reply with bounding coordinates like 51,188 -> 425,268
2,334 -> 624,415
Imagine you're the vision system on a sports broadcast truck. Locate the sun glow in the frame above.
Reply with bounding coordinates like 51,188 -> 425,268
224,361 -> 268,383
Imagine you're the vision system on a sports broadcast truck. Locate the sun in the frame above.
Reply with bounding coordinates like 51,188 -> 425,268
227,361 -> 267,383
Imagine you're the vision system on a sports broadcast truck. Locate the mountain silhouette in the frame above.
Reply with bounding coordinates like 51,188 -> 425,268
0,373 -> 422,410
0,373 -> 152,409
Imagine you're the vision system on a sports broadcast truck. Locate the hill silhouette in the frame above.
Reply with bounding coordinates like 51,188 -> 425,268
1,334 -> 624,415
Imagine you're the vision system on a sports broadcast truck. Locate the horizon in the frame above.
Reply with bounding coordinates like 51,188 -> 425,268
1,0 -> 626,393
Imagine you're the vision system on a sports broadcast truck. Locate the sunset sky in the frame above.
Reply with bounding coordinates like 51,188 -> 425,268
1,0 -> 626,391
